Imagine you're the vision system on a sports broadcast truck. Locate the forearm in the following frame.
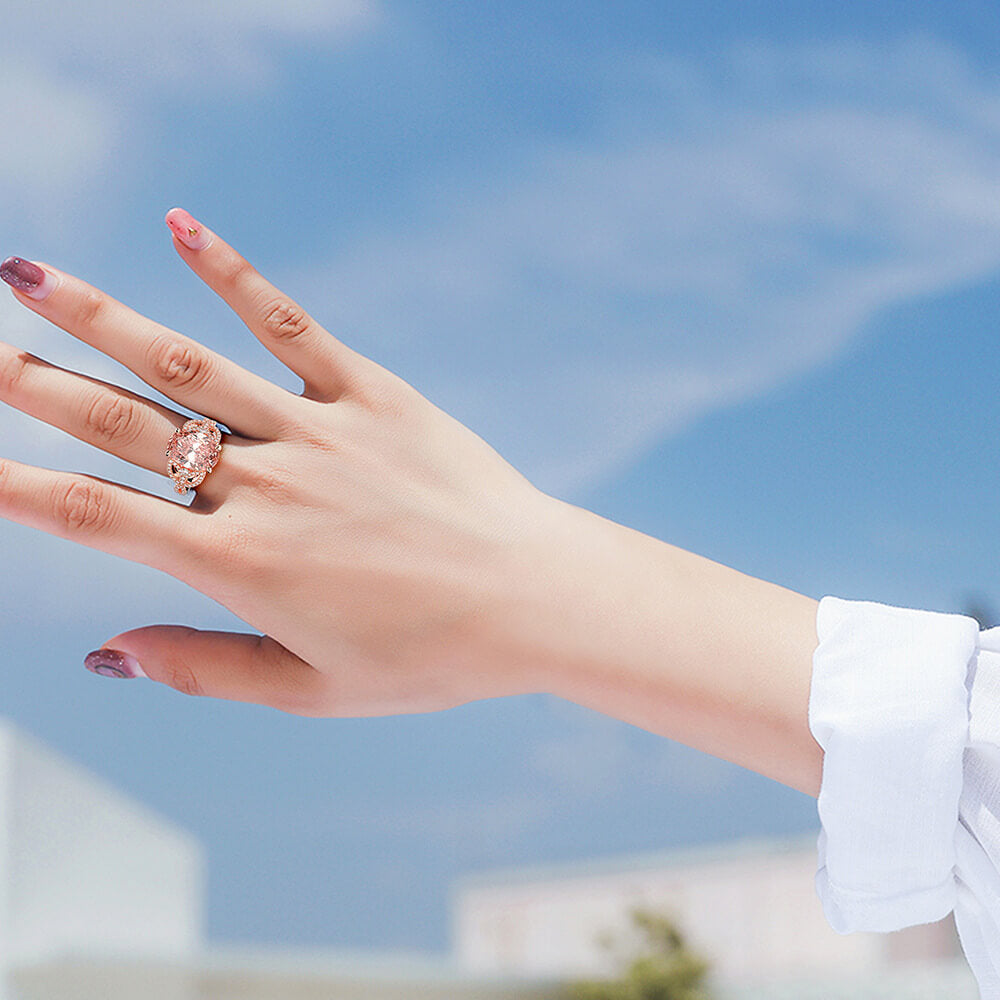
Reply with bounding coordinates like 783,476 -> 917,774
492,493 -> 824,798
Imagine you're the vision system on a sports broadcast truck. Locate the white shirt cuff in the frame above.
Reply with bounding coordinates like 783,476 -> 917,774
807,595 -> 978,933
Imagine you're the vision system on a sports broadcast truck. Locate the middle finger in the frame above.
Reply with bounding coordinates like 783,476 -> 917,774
2,257 -> 296,440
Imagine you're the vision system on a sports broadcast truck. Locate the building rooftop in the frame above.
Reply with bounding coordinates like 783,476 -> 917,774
452,828 -> 821,889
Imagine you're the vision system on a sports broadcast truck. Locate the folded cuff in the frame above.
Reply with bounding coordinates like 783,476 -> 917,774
808,596 -> 978,934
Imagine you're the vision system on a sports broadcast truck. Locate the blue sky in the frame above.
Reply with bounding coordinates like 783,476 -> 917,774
3,0 -> 1000,953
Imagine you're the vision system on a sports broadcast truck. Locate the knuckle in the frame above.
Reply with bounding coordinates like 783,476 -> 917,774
362,374 -> 417,419
251,462 -> 299,506
74,289 -> 107,330
0,352 -> 30,397
0,457 -> 15,493
161,659 -> 206,698
171,522 -> 224,587
83,393 -> 141,445
148,335 -> 213,392
269,397 -> 337,446
201,514 -> 272,584
54,479 -> 114,534
213,516 -> 255,567
259,298 -> 312,342
222,253 -> 259,294
295,424 -> 341,457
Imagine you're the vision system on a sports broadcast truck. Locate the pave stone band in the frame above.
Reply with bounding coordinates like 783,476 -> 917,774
166,417 -> 223,494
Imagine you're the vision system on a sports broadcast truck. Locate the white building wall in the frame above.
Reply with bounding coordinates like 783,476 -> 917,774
0,720 -> 204,970
451,834 -> 959,982
0,718 -> 967,999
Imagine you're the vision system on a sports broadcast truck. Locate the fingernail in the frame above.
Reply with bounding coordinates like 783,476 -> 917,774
83,648 -> 147,680
165,207 -> 214,251
0,257 -> 59,301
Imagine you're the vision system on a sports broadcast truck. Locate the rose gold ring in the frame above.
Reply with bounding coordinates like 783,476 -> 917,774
166,417 -> 223,495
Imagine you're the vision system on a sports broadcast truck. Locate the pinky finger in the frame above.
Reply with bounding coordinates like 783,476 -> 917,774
0,457 -> 201,578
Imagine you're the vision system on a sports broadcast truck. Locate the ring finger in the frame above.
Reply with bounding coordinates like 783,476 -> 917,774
0,340 -> 242,498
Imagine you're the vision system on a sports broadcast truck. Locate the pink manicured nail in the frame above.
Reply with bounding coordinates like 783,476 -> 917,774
0,256 -> 59,301
165,207 -> 214,251
83,648 -> 148,680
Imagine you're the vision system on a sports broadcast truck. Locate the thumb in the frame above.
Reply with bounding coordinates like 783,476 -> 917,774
83,626 -> 327,713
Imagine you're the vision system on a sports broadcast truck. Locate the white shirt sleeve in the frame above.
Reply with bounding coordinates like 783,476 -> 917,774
955,623 -> 1000,992
808,595 -> 1000,997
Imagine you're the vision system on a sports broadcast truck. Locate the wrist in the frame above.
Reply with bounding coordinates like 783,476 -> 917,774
479,491 -> 667,700
480,490 -> 823,796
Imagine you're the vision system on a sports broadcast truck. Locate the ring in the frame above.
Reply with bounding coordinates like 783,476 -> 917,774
166,417 -> 223,494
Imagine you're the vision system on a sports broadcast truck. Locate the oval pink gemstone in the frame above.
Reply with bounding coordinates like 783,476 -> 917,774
168,429 -> 216,472
166,420 -> 221,486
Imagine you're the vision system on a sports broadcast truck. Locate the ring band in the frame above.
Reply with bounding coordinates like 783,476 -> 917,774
166,417 -> 223,494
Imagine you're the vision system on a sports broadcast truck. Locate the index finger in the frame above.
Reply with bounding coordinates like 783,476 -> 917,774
165,207 -> 388,403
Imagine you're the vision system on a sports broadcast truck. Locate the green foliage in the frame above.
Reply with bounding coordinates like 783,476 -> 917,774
567,907 -> 715,1000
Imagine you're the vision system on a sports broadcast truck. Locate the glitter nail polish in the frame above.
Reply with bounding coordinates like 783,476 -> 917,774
164,208 -> 214,251
83,648 -> 147,679
0,256 -> 59,301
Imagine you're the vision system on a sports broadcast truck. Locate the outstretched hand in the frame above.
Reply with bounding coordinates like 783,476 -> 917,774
0,209 -> 554,715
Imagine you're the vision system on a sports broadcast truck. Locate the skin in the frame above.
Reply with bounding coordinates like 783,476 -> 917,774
0,213 -> 824,799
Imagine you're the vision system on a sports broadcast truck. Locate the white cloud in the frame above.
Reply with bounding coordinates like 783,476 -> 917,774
5,31 -> 1000,647
295,33 -> 1000,496
0,0 -> 382,490
0,55 -> 118,241
0,0 -> 379,241
0,0 -> 378,93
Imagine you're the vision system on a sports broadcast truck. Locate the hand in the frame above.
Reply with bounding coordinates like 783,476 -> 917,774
0,208 -> 552,716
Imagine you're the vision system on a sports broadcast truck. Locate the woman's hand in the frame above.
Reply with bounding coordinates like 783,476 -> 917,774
0,208 -> 554,716
0,208 -> 824,797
